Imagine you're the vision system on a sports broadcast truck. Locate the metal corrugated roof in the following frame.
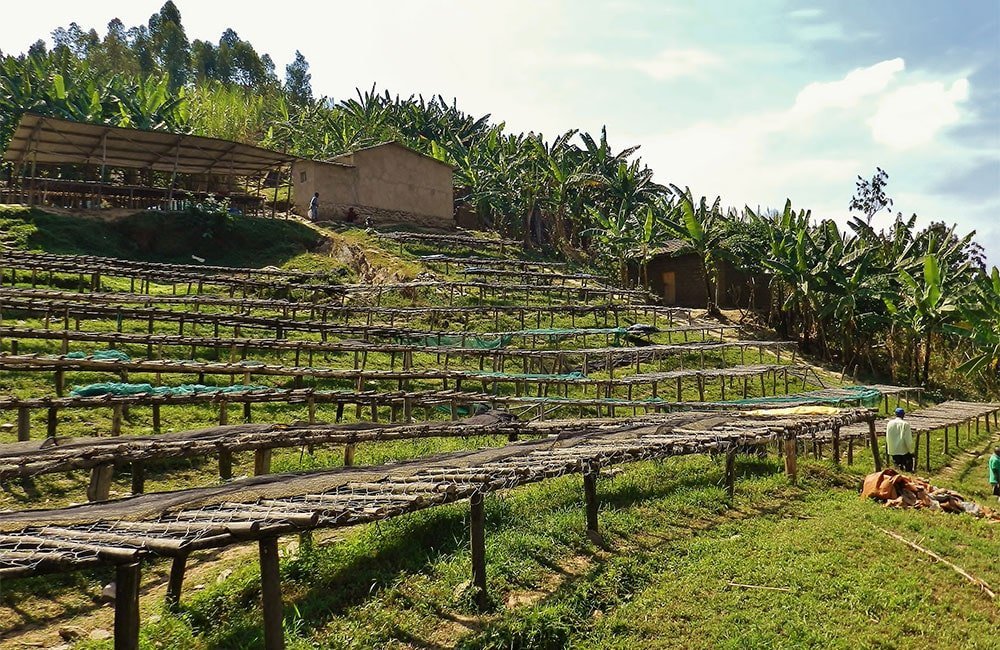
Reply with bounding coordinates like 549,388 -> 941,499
2,113 -> 303,176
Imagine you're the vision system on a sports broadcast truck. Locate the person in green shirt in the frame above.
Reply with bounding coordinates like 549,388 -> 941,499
885,407 -> 914,472
989,446 -> 1000,501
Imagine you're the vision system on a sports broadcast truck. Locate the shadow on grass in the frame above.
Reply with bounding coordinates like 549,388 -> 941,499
182,454 -> 789,648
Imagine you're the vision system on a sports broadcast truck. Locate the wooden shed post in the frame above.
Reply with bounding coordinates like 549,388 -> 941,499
470,493 -> 488,610
114,561 -> 141,650
259,536 -> 285,650
867,420 -> 882,472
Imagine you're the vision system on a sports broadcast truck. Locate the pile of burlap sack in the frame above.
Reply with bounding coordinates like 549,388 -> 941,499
861,468 -> 997,519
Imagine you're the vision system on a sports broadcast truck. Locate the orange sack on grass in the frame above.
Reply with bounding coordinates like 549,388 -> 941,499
861,468 -> 902,501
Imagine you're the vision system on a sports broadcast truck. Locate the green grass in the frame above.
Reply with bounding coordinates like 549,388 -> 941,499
58,451 -> 1000,650
0,205 -> 325,268
2,208 -> 997,649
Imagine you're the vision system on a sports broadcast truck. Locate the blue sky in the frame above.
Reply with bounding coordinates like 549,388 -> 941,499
2,1 -> 998,263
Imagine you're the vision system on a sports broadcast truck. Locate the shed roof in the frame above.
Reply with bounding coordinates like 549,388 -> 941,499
329,141 -> 456,169
2,113 -> 303,176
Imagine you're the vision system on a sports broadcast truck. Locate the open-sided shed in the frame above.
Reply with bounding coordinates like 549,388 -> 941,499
2,113 -> 301,214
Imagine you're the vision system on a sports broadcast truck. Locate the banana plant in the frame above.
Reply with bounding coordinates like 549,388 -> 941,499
947,266 -> 1000,378
664,185 -> 729,316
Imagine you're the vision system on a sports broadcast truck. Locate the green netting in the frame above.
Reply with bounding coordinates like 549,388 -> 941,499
70,382 -> 269,397
400,334 -> 514,349
64,350 -> 132,361
472,371 -> 586,380
716,385 -> 883,407
402,327 -> 644,349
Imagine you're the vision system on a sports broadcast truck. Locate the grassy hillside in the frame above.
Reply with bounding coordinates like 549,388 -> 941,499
0,208 -> 996,649
0,205 -> 324,267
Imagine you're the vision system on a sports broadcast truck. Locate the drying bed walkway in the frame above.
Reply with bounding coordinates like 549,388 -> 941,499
834,400 -> 1000,471
0,408 -> 872,649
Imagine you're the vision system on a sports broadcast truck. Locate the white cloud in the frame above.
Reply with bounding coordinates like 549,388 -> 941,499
631,48 -> 721,80
868,78 -> 970,149
788,8 -> 824,19
638,57 -> 979,242
792,58 -> 904,116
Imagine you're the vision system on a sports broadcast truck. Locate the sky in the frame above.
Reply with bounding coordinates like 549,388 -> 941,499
2,0 -> 998,263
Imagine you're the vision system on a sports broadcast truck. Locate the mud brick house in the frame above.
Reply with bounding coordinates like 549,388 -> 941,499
291,142 -> 455,230
638,240 -> 771,310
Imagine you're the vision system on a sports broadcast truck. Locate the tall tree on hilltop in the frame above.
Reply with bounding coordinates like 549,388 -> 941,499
850,167 -> 893,225
147,1 -> 190,92
285,50 -> 313,105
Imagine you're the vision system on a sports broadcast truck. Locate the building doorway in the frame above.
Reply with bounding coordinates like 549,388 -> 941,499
661,271 -> 677,305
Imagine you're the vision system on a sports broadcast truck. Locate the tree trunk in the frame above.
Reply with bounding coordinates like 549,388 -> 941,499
922,328 -> 932,386
701,259 -> 720,316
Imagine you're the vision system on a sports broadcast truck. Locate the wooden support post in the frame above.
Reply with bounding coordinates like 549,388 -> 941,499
16,406 -> 29,441
470,493 -> 488,610
87,463 -> 115,501
832,426 -> 841,466
925,430 -> 931,472
583,470 -> 599,533
219,449 -> 233,481
725,450 -> 737,499
152,404 -> 161,433
343,444 -> 356,467
783,437 -> 797,485
46,406 -> 58,438
165,554 -> 187,612
111,404 -> 123,436
847,438 -> 854,465
219,402 -> 229,425
944,425 -> 949,455
259,536 -> 285,650
130,462 -> 145,495
55,369 -> 65,396
114,561 -> 141,650
254,449 -> 272,475
868,420 -> 882,472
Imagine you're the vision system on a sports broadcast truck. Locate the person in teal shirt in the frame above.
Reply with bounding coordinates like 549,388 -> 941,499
989,446 -> 1000,501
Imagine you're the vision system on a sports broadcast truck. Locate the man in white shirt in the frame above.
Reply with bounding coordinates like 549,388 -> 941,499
885,407 -> 914,472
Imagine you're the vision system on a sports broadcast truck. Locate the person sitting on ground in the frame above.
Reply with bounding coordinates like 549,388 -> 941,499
309,192 -> 319,221
989,446 -> 1000,502
886,407 -> 914,472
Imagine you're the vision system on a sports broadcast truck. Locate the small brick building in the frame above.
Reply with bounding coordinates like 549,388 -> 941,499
638,241 -> 771,310
291,142 -> 455,230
